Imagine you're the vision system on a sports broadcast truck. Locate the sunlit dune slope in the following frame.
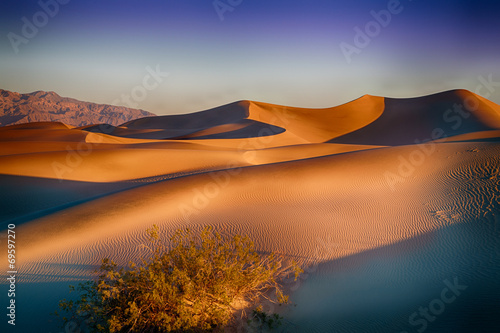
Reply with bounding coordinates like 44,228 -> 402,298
104,96 -> 386,143
6,141 -> 500,281
330,89 -> 500,145
0,89 -> 498,182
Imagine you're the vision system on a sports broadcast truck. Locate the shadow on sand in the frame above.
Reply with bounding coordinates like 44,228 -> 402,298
281,211 -> 500,333
1,212 -> 498,333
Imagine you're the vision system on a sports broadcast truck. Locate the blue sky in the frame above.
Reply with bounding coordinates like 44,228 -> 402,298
1,0 -> 499,115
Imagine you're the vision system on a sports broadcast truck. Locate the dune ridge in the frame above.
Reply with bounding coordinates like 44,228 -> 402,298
0,89 -> 498,182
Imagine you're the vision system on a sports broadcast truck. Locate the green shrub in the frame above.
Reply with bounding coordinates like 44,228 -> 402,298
246,305 -> 284,333
57,226 -> 302,332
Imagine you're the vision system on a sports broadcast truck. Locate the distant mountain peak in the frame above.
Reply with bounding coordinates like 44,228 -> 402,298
27,90 -> 59,98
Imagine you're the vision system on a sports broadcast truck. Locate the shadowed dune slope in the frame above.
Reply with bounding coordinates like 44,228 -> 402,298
1,89 -> 497,182
95,96 -> 386,143
4,141 -> 499,271
330,90 -> 500,145
92,90 -> 500,146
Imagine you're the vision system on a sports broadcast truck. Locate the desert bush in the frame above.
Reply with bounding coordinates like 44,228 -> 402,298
246,305 -> 284,332
57,225 -> 302,332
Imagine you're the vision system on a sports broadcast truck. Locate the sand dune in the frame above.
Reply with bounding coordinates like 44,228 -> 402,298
330,90 -> 500,145
0,89 -> 499,332
109,96 -> 385,144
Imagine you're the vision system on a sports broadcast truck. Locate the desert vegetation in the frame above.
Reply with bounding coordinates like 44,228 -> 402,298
57,226 -> 302,332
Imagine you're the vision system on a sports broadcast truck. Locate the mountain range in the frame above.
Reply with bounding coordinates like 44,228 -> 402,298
0,89 -> 155,127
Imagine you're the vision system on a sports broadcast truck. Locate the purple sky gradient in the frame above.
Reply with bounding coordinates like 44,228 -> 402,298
1,0 -> 499,115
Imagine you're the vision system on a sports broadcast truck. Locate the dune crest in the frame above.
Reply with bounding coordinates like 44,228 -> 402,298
0,89 -> 498,182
